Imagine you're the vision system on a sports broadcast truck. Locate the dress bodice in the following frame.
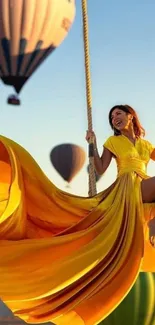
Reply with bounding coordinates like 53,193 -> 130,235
104,135 -> 154,178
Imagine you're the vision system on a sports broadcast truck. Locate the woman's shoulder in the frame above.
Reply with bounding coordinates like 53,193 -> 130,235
139,137 -> 154,154
140,137 -> 153,147
104,135 -> 121,145
103,135 -> 122,156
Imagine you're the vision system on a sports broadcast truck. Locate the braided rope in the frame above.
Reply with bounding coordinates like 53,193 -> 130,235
81,0 -> 97,196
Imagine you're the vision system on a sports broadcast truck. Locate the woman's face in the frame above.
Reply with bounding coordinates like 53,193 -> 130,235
111,108 -> 132,131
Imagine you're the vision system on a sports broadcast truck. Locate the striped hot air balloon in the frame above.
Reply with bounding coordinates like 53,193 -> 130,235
101,272 -> 155,325
0,0 -> 75,105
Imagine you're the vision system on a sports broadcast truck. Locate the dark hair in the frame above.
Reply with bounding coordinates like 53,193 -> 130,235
109,104 -> 145,137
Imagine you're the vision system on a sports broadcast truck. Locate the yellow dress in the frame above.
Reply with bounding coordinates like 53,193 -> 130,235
0,134 -> 155,325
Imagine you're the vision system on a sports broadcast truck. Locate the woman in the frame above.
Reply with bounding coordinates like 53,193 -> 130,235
0,105 -> 155,325
86,104 -> 155,245
86,104 -> 155,203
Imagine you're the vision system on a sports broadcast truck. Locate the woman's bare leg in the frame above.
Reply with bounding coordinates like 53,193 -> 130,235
141,177 -> 155,203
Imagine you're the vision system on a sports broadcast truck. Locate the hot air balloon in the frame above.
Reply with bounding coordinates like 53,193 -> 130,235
101,272 -> 155,325
0,0 -> 75,105
50,144 -> 86,184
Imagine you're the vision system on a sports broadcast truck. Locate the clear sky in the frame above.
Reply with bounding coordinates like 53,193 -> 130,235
1,0 -> 155,196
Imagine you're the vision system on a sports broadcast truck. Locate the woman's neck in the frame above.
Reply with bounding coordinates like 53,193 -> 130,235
121,127 -> 135,139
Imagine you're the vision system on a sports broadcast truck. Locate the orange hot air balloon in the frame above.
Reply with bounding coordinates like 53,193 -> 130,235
50,144 -> 86,183
0,0 -> 75,105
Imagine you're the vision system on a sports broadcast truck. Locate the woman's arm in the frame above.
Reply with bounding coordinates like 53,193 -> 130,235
93,145 -> 113,175
150,149 -> 155,161
85,131 -> 112,175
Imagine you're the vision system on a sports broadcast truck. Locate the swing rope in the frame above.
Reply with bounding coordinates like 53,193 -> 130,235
81,0 -> 97,196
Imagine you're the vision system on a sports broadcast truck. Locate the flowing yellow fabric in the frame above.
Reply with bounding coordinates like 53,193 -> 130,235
0,134 -> 155,325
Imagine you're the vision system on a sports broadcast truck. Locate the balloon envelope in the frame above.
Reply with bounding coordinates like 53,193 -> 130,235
0,0 -> 75,94
50,144 -> 86,183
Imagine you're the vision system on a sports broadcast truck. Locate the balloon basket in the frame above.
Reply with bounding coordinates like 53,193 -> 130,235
65,184 -> 71,189
7,95 -> 20,106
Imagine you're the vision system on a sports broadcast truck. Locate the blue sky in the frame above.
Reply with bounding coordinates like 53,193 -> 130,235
1,0 -> 155,196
